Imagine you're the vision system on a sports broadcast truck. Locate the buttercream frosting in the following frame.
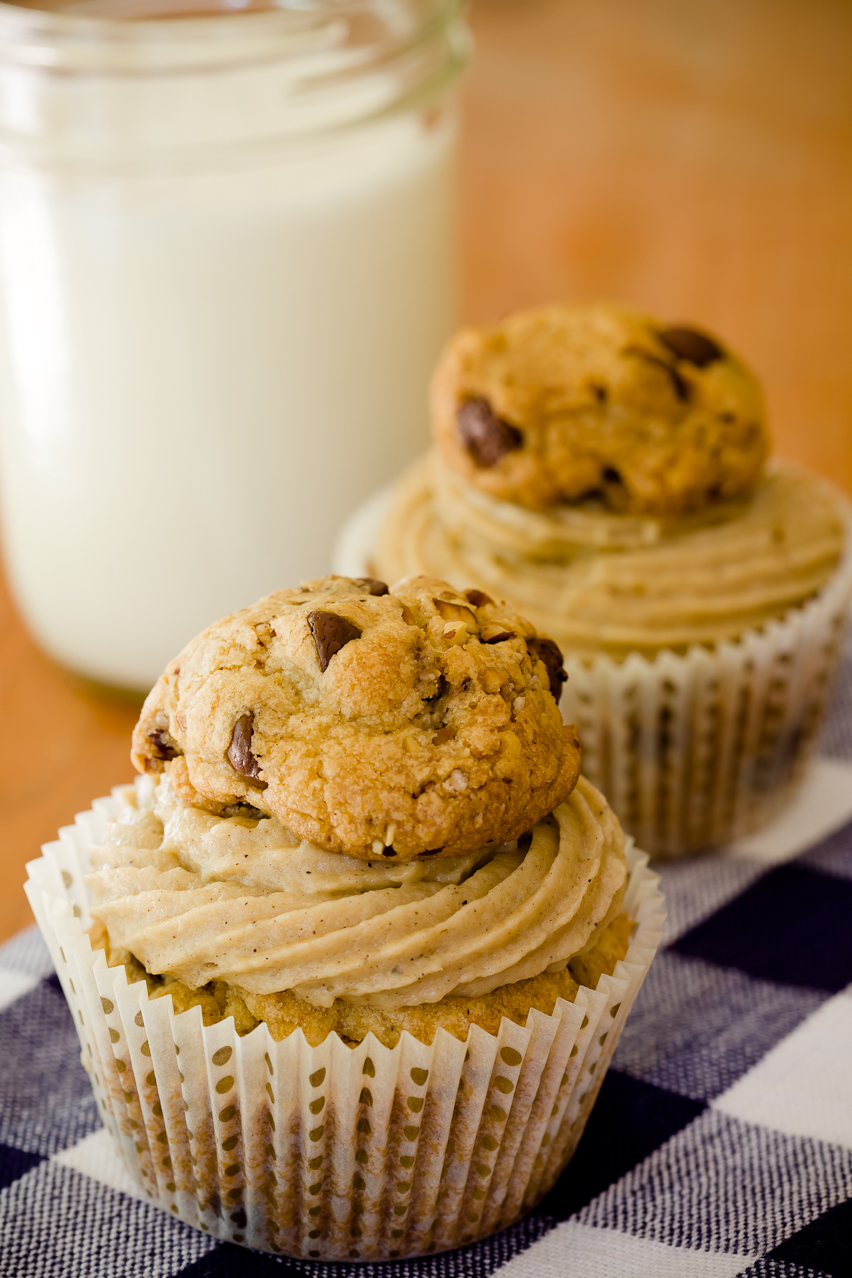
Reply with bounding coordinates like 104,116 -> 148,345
88,773 -> 627,1010
372,453 -> 847,658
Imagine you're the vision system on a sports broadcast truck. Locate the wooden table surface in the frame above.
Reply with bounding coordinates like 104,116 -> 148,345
1,0 -> 851,944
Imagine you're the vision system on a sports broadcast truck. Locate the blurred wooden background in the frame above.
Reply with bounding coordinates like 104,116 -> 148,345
1,0 -> 850,943
460,0 -> 852,482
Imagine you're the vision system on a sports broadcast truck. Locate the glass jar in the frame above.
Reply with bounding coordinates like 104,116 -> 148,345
0,0 -> 468,690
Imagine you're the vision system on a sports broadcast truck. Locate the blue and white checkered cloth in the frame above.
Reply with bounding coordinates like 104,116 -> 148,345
4,647 -> 852,1277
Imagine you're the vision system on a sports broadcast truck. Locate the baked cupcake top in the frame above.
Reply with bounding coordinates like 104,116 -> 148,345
433,301 -> 769,515
132,575 -> 580,860
88,772 -> 625,1010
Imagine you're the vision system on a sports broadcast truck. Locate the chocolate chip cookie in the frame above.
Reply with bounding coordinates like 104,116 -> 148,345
131,575 -> 580,861
433,302 -> 769,514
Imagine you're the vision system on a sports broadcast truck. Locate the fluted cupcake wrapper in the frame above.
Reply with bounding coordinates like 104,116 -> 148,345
25,794 -> 664,1261
562,527 -> 852,857
336,487 -> 852,859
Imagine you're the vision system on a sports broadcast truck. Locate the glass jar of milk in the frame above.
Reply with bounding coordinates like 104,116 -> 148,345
0,0 -> 467,691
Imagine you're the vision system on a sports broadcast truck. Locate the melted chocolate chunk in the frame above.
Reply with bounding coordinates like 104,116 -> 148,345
465,589 -> 494,608
353,577 -> 389,596
527,636 -> 568,702
308,610 -> 362,671
659,325 -> 724,368
457,396 -> 523,467
227,712 -> 265,783
148,728 -> 179,761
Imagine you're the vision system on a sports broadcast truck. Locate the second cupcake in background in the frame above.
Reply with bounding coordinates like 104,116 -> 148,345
344,303 -> 852,856
27,574 -> 664,1261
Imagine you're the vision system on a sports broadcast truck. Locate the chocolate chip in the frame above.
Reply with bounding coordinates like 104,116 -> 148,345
465,589 -> 494,608
457,397 -> 523,467
527,636 -> 568,702
353,577 -> 389,596
227,712 -> 265,782
432,727 -> 455,744
308,610 -> 362,671
659,325 -> 724,367
148,728 -> 179,761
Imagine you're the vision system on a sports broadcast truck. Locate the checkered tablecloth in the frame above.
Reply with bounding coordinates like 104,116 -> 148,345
3,649 -> 852,1277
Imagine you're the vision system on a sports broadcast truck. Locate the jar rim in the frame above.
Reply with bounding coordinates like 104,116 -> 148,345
0,0 -> 467,75
0,0 -> 468,156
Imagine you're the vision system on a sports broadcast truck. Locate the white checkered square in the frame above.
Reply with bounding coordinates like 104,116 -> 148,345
714,990 -> 852,1151
495,1221 -> 751,1277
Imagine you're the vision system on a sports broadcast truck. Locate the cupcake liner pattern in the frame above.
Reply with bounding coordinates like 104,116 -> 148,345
25,797 -> 663,1262
335,487 -> 852,859
563,528 -> 852,857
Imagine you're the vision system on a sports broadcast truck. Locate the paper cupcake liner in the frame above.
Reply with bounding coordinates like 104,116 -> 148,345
336,488 -> 852,858
562,530 -> 852,857
25,796 -> 663,1262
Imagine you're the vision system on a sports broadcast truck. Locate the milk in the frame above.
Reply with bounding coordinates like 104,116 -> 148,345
0,104 -> 457,689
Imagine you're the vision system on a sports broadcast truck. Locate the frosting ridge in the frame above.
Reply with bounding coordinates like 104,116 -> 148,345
88,773 -> 627,1010
372,453 -> 848,657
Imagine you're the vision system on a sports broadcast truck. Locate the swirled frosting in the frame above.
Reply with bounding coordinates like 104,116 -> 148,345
372,453 -> 848,658
88,773 -> 627,1010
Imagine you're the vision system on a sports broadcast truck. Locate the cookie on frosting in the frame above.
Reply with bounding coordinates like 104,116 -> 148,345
131,575 -> 580,861
433,301 -> 769,514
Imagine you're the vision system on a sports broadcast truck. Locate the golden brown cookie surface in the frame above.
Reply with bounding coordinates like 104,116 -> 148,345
433,302 -> 769,515
131,575 -> 579,860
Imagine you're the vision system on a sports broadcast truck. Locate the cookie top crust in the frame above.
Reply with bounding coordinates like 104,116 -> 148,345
432,301 -> 769,515
131,575 -> 580,861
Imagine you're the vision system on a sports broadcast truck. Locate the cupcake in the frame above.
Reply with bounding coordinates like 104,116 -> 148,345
26,574 -> 664,1261
348,303 -> 852,856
